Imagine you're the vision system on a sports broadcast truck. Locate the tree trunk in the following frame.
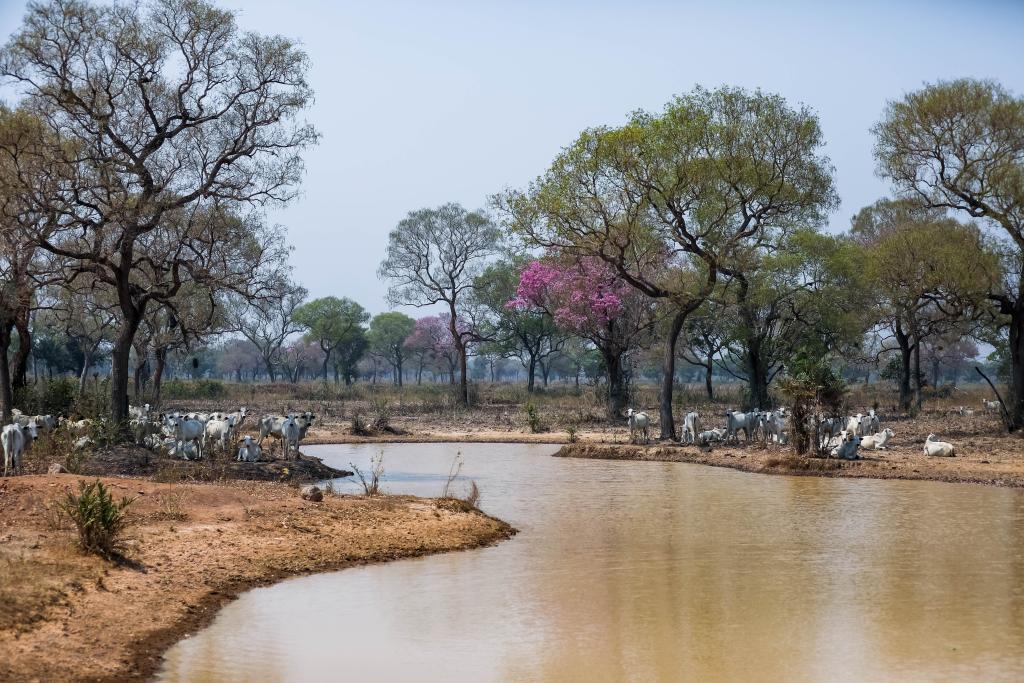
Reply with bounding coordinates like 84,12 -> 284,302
895,322 -> 912,412
11,312 -> 30,392
541,360 -> 550,387
913,339 -> 923,409
153,347 -> 167,404
396,354 -> 404,387
133,359 -> 146,401
0,323 -> 14,424
658,311 -> 686,440
526,354 -> 536,393
1009,303 -> 1024,430
603,350 -> 627,420
263,355 -> 277,382
78,352 -> 92,397
110,312 -> 143,425
705,356 -> 714,400
746,344 -> 770,410
457,343 -> 469,406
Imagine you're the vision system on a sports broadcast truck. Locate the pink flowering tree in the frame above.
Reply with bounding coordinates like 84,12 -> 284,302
510,255 -> 657,417
405,315 -> 459,384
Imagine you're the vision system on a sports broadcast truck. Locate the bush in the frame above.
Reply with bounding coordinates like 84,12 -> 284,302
14,378 -> 76,417
371,398 -> 392,432
57,479 -> 135,559
524,401 -> 542,433
351,451 -> 384,496
163,379 -> 226,400
779,350 -> 847,456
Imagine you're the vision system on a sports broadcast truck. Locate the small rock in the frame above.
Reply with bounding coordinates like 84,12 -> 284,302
47,463 -> 67,475
300,485 -> 323,502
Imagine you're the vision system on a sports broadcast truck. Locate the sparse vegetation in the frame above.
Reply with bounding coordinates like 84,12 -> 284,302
351,451 -> 385,496
56,480 -> 135,559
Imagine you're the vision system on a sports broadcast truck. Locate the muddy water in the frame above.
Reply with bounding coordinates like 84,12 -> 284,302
159,443 -> 1024,682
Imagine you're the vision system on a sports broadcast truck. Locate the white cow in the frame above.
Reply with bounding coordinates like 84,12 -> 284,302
294,411 -> 316,440
725,411 -> 757,443
861,428 -> 894,450
626,408 -> 650,444
162,437 -> 198,460
236,435 -> 261,462
130,418 -> 161,446
698,428 -> 726,444
169,416 -> 205,460
66,418 -> 94,437
3,422 -> 32,476
865,409 -> 880,434
957,406 -> 975,417
129,403 -> 151,420
982,398 -> 1000,413
759,410 -> 787,443
845,413 -> 865,436
204,416 -> 237,454
819,417 -> 843,442
258,414 -> 296,452
281,416 -> 301,459
923,434 -> 955,457
681,411 -> 701,444
830,430 -> 862,460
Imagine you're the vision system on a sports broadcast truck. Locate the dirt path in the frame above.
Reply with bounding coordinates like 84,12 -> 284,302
0,475 -> 514,682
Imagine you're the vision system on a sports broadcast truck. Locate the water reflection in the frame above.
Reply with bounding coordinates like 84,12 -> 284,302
159,443 -> 1024,682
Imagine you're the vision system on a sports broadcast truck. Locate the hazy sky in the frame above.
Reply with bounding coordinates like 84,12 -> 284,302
1,0 -> 1023,316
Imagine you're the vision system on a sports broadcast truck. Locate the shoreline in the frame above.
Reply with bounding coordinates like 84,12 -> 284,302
0,474 -> 515,682
306,430 -> 1024,489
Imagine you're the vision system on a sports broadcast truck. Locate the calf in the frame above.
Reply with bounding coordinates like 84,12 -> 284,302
281,416 -> 301,459
236,435 -> 262,462
830,430 -> 861,460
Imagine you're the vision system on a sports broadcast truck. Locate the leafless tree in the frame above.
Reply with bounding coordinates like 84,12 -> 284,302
379,203 -> 499,405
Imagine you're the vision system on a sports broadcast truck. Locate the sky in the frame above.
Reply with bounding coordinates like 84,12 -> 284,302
1,0 -> 1022,317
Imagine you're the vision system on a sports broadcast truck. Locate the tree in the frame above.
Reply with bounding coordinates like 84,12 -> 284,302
229,282 -> 307,382
511,254 -> 657,417
474,258 -> 564,392
873,78 -> 1024,425
368,312 -> 416,386
679,302 -> 728,400
293,297 -> 370,382
0,0 -> 317,422
216,338 -> 263,383
379,203 -> 499,404
503,86 -> 837,435
854,200 -> 999,410
404,315 -> 457,384
49,279 -> 118,396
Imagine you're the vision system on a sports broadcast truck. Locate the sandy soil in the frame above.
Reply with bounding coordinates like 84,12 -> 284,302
0,474 -> 514,682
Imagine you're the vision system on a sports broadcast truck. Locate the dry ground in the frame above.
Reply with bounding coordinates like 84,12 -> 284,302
0,475 -> 514,682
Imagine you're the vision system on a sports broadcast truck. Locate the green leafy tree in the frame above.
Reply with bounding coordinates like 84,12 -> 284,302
854,199 -> 1000,410
873,78 -> 1024,425
294,297 -> 370,382
368,312 -> 416,386
502,86 -> 837,434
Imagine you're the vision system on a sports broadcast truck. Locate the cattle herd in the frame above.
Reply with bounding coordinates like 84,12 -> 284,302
626,405 -> 963,461
1,404 -> 317,476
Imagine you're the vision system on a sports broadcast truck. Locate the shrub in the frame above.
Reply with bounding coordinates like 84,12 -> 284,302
350,450 -> 384,496
524,401 -> 542,433
350,412 -> 369,435
163,379 -> 226,400
57,479 -> 135,559
566,424 -> 579,443
14,378 -> 76,417
371,398 -> 392,432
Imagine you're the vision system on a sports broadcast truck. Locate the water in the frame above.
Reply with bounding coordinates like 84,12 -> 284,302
159,443 -> 1024,682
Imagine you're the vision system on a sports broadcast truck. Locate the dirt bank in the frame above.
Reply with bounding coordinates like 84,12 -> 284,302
555,440 -> 1024,488
0,474 -> 514,682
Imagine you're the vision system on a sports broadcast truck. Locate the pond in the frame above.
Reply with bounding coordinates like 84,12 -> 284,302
159,442 -> 1024,682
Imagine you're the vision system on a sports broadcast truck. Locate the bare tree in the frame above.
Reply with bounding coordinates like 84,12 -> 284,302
379,203 -> 499,405
0,0 -> 317,422
228,281 -> 307,382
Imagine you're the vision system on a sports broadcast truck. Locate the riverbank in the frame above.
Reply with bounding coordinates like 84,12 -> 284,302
554,441 -> 1024,488
0,474 -> 515,682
